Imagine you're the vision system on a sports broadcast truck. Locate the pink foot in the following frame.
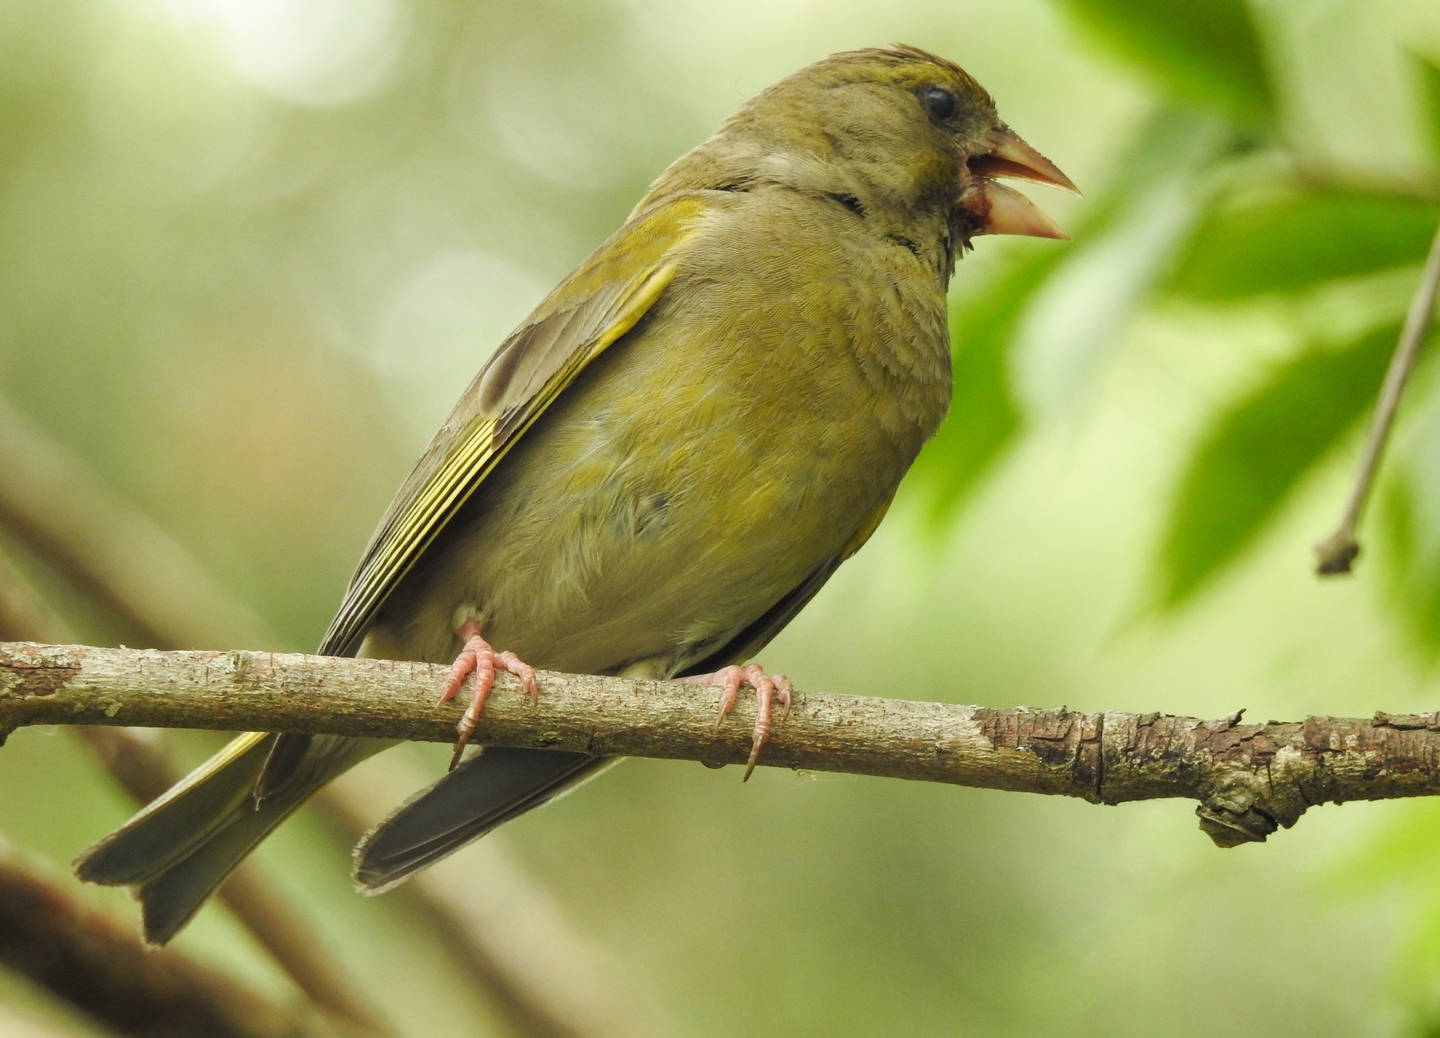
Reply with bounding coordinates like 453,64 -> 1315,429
689,664 -> 793,781
439,619 -> 539,770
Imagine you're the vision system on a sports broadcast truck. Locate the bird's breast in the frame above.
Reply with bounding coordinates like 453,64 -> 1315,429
374,190 -> 954,675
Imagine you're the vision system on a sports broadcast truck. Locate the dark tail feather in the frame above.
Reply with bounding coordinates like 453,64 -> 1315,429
76,732 -> 272,888
354,748 -> 609,893
76,733 -> 379,944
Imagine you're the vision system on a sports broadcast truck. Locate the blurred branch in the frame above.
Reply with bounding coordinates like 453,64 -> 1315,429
72,727 -> 393,1035
0,837 -> 371,1038
0,401 -> 639,1038
0,524 -> 390,1033
78,721 -> 643,1038
0,396 -> 281,649
320,770 -> 664,1038
1315,217 -> 1440,574
0,550 -> 77,645
8,641 -> 1440,847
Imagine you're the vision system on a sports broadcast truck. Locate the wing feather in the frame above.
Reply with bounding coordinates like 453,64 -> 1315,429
318,196 -> 710,659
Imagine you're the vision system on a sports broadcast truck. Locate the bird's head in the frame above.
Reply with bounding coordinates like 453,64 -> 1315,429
643,45 -> 1077,273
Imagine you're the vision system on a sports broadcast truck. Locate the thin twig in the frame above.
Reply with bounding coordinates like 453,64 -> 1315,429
1315,219 -> 1440,574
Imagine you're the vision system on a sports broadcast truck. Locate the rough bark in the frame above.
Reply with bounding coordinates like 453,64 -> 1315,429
5,640 -> 1440,846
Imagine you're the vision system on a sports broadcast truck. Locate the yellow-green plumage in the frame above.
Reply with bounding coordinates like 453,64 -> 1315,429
75,44 -> 1073,943
368,185 -> 952,674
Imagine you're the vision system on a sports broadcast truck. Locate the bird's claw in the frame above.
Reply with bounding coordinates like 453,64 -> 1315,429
701,664 -> 793,781
439,621 -> 539,770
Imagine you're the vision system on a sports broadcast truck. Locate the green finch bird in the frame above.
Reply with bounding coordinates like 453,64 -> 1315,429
75,44 -> 1075,943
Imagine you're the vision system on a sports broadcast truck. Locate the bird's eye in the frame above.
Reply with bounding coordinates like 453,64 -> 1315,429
920,86 -> 958,123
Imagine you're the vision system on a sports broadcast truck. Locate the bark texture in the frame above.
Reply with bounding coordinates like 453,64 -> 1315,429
5,640 -> 1440,846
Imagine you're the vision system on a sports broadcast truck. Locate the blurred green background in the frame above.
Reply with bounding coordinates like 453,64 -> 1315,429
2,0 -> 1440,1035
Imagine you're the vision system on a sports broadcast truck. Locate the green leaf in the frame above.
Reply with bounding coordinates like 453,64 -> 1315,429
917,109 -> 1233,520
1056,0 -> 1273,124
1378,477 -> 1440,660
914,251 -> 1042,515
1156,323 -> 1400,607
1378,398 -> 1440,659
1168,190 -> 1440,299
1413,51 -> 1440,165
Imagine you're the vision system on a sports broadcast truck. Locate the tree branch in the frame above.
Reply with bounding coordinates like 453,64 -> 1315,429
5,641 -> 1439,847
0,838 -> 376,1038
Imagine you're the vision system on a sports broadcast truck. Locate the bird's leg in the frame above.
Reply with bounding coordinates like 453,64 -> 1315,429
439,618 -> 539,770
686,664 -> 793,781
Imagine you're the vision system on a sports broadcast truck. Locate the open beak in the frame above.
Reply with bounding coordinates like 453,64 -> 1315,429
962,125 -> 1079,240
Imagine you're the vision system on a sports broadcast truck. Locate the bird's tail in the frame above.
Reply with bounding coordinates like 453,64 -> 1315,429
75,732 -> 379,944
354,747 -> 611,893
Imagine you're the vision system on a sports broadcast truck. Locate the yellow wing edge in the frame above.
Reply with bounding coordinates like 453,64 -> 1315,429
320,196 -> 711,657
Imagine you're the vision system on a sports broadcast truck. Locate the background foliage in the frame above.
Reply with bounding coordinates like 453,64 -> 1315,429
2,0 -> 1439,1034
